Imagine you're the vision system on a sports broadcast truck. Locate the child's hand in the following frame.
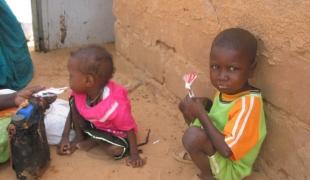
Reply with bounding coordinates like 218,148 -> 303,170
126,153 -> 145,168
15,86 -> 45,106
58,137 -> 72,155
179,95 -> 206,120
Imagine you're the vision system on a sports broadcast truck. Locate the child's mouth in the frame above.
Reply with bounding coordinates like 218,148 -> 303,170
218,84 -> 228,89
218,85 -> 232,93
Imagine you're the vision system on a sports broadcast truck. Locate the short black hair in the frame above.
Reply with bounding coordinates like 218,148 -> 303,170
70,45 -> 114,83
211,28 -> 257,63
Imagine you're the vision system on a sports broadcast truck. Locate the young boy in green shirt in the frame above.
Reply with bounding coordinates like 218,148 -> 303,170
178,28 -> 266,180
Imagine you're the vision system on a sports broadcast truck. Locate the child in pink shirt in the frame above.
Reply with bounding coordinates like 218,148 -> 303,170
58,45 -> 144,167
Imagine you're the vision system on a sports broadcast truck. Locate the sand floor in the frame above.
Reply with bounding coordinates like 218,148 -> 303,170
0,44 -> 266,180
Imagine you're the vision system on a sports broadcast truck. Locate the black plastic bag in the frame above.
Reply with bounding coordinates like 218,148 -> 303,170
8,97 -> 55,180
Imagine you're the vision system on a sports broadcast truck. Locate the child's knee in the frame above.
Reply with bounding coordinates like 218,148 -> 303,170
182,127 -> 206,152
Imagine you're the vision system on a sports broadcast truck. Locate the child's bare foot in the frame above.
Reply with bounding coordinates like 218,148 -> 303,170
106,144 -> 124,157
76,138 -> 98,151
174,150 -> 192,164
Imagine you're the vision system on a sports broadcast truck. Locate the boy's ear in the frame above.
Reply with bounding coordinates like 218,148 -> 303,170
248,61 -> 257,78
85,74 -> 95,87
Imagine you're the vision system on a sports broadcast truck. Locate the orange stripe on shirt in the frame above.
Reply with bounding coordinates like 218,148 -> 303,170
0,107 -> 17,118
223,95 -> 261,160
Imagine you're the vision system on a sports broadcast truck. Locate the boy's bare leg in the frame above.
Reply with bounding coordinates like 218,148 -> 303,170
182,127 -> 215,180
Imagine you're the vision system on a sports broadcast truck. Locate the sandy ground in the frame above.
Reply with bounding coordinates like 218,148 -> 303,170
0,44 -> 266,180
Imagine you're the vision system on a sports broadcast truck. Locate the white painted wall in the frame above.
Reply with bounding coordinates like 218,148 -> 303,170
6,0 -> 32,23
6,0 -> 33,46
40,0 -> 115,50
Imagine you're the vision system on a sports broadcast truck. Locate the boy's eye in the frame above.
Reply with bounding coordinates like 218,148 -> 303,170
210,64 -> 219,70
228,66 -> 238,71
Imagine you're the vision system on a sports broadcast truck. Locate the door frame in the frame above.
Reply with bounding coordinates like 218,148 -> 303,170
31,0 -> 47,52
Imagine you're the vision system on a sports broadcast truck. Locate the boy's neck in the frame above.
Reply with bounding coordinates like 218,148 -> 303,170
86,81 -> 109,99
239,83 -> 256,93
87,87 -> 104,100
221,83 -> 255,96
86,87 -> 104,107
220,84 -> 259,101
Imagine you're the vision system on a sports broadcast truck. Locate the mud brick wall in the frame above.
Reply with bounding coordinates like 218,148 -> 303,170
114,1 -> 310,179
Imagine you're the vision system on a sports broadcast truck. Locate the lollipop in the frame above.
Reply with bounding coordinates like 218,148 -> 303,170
183,73 -> 197,98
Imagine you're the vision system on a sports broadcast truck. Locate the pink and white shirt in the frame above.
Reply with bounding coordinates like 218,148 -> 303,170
71,81 -> 137,138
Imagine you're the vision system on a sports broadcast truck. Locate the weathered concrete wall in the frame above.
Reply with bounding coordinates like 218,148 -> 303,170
40,0 -> 115,50
114,0 -> 310,179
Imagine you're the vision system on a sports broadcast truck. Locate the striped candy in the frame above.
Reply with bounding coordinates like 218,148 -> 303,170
183,73 -> 197,97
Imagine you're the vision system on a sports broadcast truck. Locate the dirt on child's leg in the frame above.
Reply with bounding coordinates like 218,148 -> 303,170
76,138 -> 99,151
105,144 -> 124,157
182,127 -> 215,180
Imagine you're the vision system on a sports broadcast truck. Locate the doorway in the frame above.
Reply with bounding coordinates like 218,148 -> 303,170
5,0 -> 34,49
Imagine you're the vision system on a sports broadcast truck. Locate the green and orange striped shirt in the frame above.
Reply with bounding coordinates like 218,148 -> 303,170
193,90 -> 266,165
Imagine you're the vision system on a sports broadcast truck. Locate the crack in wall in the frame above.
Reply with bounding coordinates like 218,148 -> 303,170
207,0 -> 222,30
59,11 -> 67,44
155,40 -> 178,85
263,99 -> 310,129
155,40 -> 176,53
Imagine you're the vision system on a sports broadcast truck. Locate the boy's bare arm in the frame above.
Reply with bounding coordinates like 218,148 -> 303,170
179,96 -> 212,125
58,110 -> 72,155
197,111 -> 232,157
0,93 -> 17,110
61,110 -> 72,138
180,96 -> 232,157
126,130 -> 145,167
195,97 -> 212,112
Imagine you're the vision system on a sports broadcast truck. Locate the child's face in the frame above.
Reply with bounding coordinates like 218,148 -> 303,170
67,58 -> 88,93
209,47 -> 254,95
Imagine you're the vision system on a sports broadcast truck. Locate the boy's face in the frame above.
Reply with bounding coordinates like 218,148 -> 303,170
67,58 -> 88,93
209,47 -> 254,95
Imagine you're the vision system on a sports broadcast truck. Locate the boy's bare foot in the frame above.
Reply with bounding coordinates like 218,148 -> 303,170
76,138 -> 98,151
174,150 -> 192,164
106,144 -> 124,156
